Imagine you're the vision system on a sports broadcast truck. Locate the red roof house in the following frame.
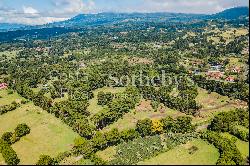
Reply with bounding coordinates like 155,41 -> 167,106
0,83 -> 8,90
225,76 -> 235,82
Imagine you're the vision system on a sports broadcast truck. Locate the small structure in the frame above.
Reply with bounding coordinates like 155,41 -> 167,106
225,76 -> 235,82
206,71 -> 224,80
193,69 -> 200,75
232,67 -> 241,73
210,65 -> 222,71
0,83 -> 8,90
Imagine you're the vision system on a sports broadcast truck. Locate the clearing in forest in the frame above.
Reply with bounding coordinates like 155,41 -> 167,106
87,87 -> 126,116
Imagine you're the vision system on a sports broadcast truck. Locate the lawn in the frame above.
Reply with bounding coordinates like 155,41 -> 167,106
0,89 -> 25,106
96,146 -> 117,162
87,87 -> 126,116
138,139 -> 219,165
0,103 -> 79,164
60,156 -> 94,165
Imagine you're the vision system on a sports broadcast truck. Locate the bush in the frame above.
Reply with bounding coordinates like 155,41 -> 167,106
229,126 -> 249,142
14,123 -> 30,137
1,132 -> 13,144
0,102 -> 20,115
7,90 -> 14,94
36,155 -> 56,165
21,99 -> 29,104
0,139 -> 20,165
136,118 -> 153,137
188,146 -> 199,154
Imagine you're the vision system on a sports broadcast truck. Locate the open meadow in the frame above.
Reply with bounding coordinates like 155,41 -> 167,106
0,102 -> 79,164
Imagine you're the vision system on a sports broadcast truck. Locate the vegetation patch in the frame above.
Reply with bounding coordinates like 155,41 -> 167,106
139,139 -> 219,165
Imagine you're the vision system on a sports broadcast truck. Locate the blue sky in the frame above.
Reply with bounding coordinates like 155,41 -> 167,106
0,0 -> 249,25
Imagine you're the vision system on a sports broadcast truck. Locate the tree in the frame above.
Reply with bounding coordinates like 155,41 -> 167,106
136,118 -> 153,137
1,132 -> 13,145
174,116 -> 195,133
73,137 -> 94,157
161,116 -> 175,132
151,119 -> 163,134
14,123 -> 30,137
36,155 -> 56,165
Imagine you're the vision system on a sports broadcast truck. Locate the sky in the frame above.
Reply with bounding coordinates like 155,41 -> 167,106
0,0 -> 249,25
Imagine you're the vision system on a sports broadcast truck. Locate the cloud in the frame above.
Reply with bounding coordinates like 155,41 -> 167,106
113,0 -> 248,14
0,0 -> 96,25
0,0 -> 248,25
23,6 -> 39,14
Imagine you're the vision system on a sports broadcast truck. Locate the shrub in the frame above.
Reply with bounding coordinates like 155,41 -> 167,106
0,102 -> 20,115
151,119 -> 163,134
188,146 -> 199,154
136,118 -> 153,136
36,155 -> 56,165
1,132 -> 13,144
7,90 -> 14,94
0,139 -> 20,165
14,123 -> 30,137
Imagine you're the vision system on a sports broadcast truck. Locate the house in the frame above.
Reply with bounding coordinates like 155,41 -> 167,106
225,76 -> 235,82
193,69 -> 200,75
210,65 -> 222,71
206,71 -> 224,79
232,67 -> 241,73
0,83 -> 8,90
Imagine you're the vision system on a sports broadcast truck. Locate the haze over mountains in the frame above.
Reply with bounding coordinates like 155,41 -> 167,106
0,6 -> 248,42
0,6 -> 248,32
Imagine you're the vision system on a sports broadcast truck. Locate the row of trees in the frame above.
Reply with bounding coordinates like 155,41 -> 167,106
0,123 -> 30,165
201,131 -> 244,165
136,116 -> 195,137
1,123 -> 30,144
193,75 -> 249,102
208,109 -> 249,141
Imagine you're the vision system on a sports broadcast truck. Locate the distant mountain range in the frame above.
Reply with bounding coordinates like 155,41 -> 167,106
0,6 -> 248,32
0,23 -> 26,32
207,6 -> 249,19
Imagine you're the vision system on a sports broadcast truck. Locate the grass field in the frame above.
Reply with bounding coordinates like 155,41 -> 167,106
0,89 -> 25,106
60,156 -> 94,165
138,139 -> 219,165
0,103 -> 79,164
87,87 -> 126,116
194,88 -> 247,125
102,105 -> 184,132
0,154 -> 4,165
96,146 -> 117,162
207,28 -> 248,44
